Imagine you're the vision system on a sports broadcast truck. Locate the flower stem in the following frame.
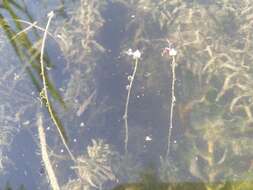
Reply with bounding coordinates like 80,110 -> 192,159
40,11 -> 75,161
37,114 -> 60,190
167,55 -> 176,157
123,58 -> 139,154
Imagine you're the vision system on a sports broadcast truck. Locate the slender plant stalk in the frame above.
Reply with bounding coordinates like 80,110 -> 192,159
37,114 -> 60,190
167,55 -> 176,157
13,19 -> 58,40
123,58 -> 139,154
0,7 -> 66,107
40,11 -> 75,161
11,21 -> 37,40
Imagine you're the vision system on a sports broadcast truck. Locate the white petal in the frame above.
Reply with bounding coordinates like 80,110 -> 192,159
133,50 -> 141,59
169,48 -> 177,56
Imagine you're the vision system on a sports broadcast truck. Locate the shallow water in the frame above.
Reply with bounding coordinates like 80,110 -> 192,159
0,0 -> 253,189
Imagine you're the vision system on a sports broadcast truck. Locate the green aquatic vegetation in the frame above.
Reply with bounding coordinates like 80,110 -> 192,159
0,31 -> 41,175
0,1 -> 113,189
112,153 -> 142,183
159,156 -> 182,183
112,0 -> 253,188
112,174 -> 253,190
0,0 -> 116,188
63,139 -> 116,189
2,0 -> 253,189
180,101 -> 253,185
0,1 -> 74,186
112,169 -> 208,190
0,1 -> 69,158
0,1 -> 65,106
54,0 -> 106,120
0,105 -> 17,173
54,0 -> 106,61
0,32 -> 41,174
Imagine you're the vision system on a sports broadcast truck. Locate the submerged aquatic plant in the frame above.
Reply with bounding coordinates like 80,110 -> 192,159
66,139 -> 116,189
162,40 -> 178,157
2,0 -> 253,189
53,0 -> 106,125
0,113 -> 17,174
0,2 -> 71,179
123,49 -> 141,154
107,0 -> 253,187
159,156 -> 180,183
39,10 -> 75,161
37,114 -> 60,190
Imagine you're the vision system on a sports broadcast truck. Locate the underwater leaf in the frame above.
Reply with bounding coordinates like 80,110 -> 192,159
0,6 -> 65,108
72,139 -> 116,188
62,179 -> 83,190
76,90 -> 96,117
47,100 -> 68,142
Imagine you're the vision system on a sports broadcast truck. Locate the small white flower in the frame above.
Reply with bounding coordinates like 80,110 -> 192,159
47,11 -> 54,18
125,48 -> 141,59
126,48 -> 133,55
169,48 -> 177,56
14,73 -> 20,81
132,50 -> 141,59
162,39 -> 177,57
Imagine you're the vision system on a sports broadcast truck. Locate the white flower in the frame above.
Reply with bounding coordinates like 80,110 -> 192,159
47,11 -> 54,18
169,48 -> 177,56
162,47 -> 177,57
132,50 -> 141,59
125,48 -> 141,59
126,48 -> 133,55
